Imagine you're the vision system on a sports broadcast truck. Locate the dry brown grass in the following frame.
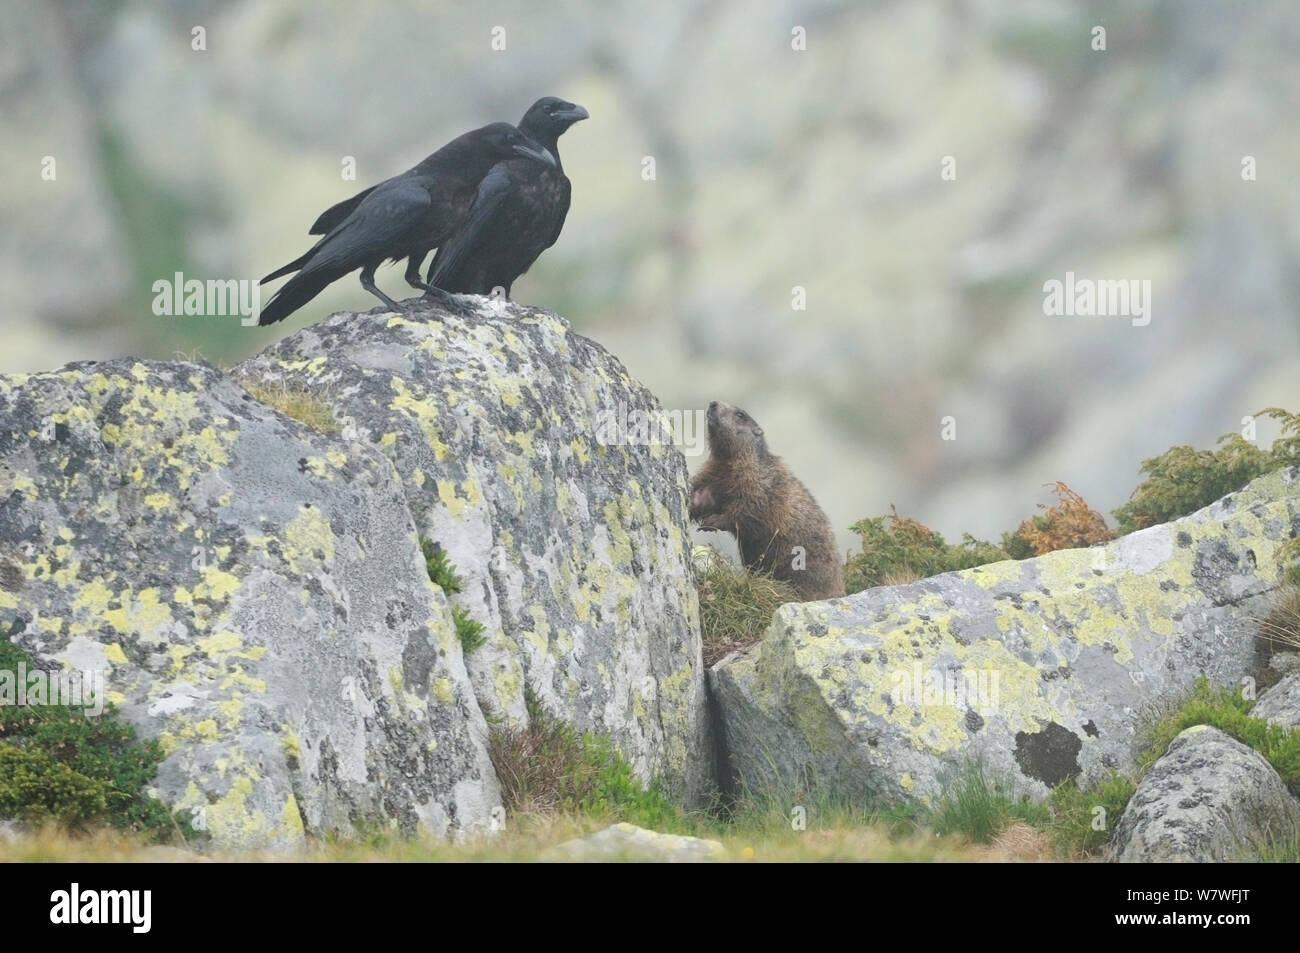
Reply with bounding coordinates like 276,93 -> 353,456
1257,585 -> 1300,653
237,377 -> 340,433
972,822 -> 1058,862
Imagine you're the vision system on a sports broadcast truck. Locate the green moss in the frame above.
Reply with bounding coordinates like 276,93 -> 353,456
0,639 -> 198,844
1278,539 -> 1300,589
489,691 -> 681,830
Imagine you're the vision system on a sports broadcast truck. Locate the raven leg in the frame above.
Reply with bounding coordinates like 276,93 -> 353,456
359,265 -> 405,312
403,256 -> 433,292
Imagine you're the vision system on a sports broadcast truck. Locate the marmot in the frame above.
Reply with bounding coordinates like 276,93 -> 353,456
689,401 -> 845,600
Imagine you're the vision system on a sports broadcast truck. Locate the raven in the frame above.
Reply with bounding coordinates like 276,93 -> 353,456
258,122 -> 555,326
425,96 -> 588,298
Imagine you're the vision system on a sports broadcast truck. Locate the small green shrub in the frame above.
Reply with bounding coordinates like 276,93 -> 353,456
420,537 -> 461,593
844,507 -> 1010,594
695,553 -> 799,665
0,640 -> 196,843
418,537 -> 486,655
1137,677 -> 1300,795
1251,835 -> 1300,863
1113,408 -> 1300,534
451,607 -> 486,654
489,691 -> 680,830
1278,539 -> 1300,588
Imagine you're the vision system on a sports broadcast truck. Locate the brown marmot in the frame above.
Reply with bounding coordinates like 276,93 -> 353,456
689,401 -> 845,600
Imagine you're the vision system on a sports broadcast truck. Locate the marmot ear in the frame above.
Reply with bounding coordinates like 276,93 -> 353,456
753,427 -> 763,437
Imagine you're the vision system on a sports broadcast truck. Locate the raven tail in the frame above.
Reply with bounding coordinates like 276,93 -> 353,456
261,247 -> 316,285
257,268 -> 337,326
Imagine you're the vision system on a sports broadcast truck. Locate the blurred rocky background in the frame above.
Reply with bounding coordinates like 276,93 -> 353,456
3,0 -> 1298,549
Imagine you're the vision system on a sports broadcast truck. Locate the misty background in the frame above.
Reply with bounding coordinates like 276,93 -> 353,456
3,0 -> 1299,555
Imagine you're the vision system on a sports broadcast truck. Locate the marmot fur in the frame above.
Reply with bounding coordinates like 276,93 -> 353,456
689,401 -> 845,600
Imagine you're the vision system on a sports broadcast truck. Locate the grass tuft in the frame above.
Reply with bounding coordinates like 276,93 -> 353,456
239,378 -> 339,433
695,551 -> 799,666
488,691 -> 680,830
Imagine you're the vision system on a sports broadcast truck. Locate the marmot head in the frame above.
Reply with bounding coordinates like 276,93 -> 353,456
706,400 -> 770,461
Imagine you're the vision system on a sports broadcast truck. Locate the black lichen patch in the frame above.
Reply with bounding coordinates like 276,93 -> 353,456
0,560 -> 22,593
964,708 -> 984,732
1013,721 -> 1082,786
1082,720 -> 1099,737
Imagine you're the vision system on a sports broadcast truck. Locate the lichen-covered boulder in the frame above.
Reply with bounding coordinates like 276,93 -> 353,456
1109,725 -> 1300,862
1253,672 -> 1300,729
239,299 -> 710,800
0,359 -> 498,847
549,822 -> 727,862
713,467 -> 1300,805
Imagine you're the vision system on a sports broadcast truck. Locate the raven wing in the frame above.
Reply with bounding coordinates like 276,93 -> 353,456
299,179 -> 433,275
426,165 -> 514,290
310,184 -> 380,235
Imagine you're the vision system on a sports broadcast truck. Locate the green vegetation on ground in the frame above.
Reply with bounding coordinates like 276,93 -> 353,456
489,691 -> 680,830
0,640 -> 197,844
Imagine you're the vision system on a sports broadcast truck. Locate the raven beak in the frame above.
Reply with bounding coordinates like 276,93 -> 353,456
554,105 -> 589,122
513,142 -> 557,168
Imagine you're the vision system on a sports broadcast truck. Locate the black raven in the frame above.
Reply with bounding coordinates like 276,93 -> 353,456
258,123 -> 555,326
425,97 -> 588,298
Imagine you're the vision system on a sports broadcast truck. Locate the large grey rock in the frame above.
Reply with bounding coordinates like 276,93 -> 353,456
0,359 -> 498,848
1110,725 -> 1300,862
239,299 -> 710,801
712,467 -> 1300,805
1253,672 -> 1300,729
